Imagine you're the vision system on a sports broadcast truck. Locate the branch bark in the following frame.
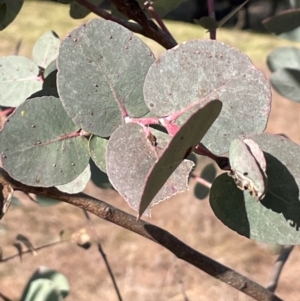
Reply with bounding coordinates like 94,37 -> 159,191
74,0 -> 177,49
0,169 -> 283,301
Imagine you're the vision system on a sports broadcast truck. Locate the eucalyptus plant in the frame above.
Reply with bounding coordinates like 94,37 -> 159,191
0,1 -> 297,300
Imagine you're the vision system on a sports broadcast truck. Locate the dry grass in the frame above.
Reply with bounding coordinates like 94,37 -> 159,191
1,2 -> 300,301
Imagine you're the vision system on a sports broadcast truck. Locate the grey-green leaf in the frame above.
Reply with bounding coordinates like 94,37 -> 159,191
210,133 -> 300,245
270,68 -> 300,102
267,47 -> 300,72
89,135 -> 108,172
56,164 -> 91,193
0,96 -> 90,187
20,266 -> 69,301
106,123 -> 194,216
57,18 -> 154,137
20,279 -> 63,301
0,56 -> 42,106
32,31 -> 60,69
143,39 -> 271,155
139,99 -> 222,217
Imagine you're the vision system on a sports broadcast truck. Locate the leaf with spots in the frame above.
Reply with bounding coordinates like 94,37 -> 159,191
106,123 -> 194,216
0,96 -> 90,187
0,56 -> 42,107
56,164 -> 91,193
57,18 -> 155,137
143,39 -> 271,155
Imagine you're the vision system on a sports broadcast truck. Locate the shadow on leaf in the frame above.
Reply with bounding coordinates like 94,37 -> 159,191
261,152 -> 300,231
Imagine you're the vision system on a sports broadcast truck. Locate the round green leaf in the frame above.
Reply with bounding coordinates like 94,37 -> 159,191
0,56 -> 42,106
143,39 -> 271,155
267,47 -> 300,72
106,123 -> 194,216
32,31 -> 60,69
270,68 -> 300,102
0,96 -> 90,187
57,18 -> 154,137
210,133 -> 300,245
56,164 -> 91,193
89,135 -> 107,172
139,99 -> 222,217
20,279 -> 63,301
0,0 -> 23,31
21,266 -> 69,301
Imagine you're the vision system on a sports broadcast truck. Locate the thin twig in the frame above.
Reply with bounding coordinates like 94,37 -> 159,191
75,0 -> 177,49
207,0 -> 216,39
144,1 -> 173,37
0,239 -> 66,263
0,169 -> 283,301
83,210 -> 123,301
0,292 -> 12,301
266,245 -> 294,292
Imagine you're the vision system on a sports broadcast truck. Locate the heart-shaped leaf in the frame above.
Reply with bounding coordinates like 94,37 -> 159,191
210,133 -> 300,245
0,96 -> 90,187
106,123 -> 194,216
143,39 -> 271,155
57,18 -> 155,137
139,99 -> 222,217
0,56 -> 42,106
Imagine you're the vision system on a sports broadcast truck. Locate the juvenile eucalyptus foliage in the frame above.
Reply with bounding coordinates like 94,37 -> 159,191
264,4 -> 300,102
1,13 -> 300,245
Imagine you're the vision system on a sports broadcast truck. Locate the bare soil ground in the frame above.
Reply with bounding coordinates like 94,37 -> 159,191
1,2 -> 300,301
